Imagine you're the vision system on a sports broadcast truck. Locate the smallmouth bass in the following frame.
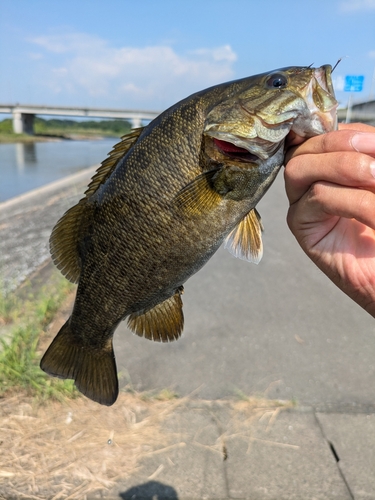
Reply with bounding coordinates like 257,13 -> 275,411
41,65 -> 338,405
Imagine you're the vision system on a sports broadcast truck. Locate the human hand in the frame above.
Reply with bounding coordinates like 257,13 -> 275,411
284,123 -> 375,317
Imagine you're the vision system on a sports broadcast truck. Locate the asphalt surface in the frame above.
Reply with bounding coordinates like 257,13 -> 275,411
2,167 -> 375,499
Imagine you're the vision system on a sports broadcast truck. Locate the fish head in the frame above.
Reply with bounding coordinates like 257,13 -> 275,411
203,65 -> 338,164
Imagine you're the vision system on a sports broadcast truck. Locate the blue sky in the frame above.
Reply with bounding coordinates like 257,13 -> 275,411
1,0 -> 375,113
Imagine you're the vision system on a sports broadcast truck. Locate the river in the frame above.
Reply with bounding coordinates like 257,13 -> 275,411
0,138 -> 118,202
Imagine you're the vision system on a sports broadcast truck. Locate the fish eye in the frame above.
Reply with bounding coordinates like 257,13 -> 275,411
265,73 -> 288,89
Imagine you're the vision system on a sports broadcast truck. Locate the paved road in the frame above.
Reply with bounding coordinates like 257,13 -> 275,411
114,173 -> 375,408
3,168 -> 375,498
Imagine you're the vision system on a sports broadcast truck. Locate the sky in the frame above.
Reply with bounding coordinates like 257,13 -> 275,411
1,0 -> 375,114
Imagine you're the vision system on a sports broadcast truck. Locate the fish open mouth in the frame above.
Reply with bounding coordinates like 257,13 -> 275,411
204,64 -> 338,163
213,138 -> 260,162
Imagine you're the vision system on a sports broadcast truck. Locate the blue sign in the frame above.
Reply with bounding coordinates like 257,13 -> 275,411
344,75 -> 364,92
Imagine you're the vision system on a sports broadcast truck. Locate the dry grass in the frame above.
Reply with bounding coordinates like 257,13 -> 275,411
0,391 -> 295,500
0,392 -> 185,500
0,265 -> 296,499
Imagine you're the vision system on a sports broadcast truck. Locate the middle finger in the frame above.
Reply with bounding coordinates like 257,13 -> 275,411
284,150 -> 375,205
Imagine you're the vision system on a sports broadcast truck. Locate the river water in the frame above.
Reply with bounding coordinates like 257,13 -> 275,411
0,138 -> 118,202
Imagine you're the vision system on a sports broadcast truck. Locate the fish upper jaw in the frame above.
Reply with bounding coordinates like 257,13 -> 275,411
203,65 -> 338,163
291,65 -> 338,137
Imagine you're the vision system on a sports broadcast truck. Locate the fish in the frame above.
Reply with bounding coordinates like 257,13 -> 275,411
40,65 -> 338,406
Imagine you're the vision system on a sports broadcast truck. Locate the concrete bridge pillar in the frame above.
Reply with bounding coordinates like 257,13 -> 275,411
131,117 -> 143,129
12,111 -> 35,134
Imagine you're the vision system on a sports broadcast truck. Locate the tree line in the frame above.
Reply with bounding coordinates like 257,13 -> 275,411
0,117 -> 132,136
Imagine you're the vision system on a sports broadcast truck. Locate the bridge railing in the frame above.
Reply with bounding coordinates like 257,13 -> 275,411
0,104 -> 161,134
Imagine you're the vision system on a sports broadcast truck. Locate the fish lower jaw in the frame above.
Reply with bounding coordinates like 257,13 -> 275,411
207,134 -> 261,162
291,106 -> 338,137
317,107 -> 338,132
207,131 -> 285,162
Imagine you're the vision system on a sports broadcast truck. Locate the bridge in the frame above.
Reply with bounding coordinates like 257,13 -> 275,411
0,104 -> 161,134
1,99 -> 374,135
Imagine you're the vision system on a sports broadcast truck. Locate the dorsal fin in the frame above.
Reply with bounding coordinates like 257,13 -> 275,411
50,128 -> 144,283
127,287 -> 184,342
49,199 -> 94,283
84,127 -> 144,198
224,208 -> 264,264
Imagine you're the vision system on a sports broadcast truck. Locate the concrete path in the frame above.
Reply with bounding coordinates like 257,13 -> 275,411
102,401 -> 374,499
2,169 -> 375,499
0,166 -> 96,292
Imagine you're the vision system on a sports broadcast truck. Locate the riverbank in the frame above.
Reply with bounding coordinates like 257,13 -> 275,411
0,132 -> 120,144
0,132 -> 65,144
0,117 -> 132,143
0,165 -> 96,292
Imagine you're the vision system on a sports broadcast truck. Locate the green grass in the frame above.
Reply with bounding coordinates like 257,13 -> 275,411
139,388 -> 180,401
0,117 -> 133,142
0,132 -> 45,143
0,270 -> 79,402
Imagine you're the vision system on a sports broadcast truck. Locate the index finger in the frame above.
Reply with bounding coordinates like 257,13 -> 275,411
285,125 -> 375,164
339,123 -> 375,133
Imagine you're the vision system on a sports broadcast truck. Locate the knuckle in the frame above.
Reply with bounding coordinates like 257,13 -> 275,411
284,156 -> 301,182
339,151 -> 368,182
320,129 -> 353,154
308,181 -> 325,200
357,189 -> 374,212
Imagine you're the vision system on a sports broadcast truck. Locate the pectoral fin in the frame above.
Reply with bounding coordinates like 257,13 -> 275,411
224,208 -> 264,264
127,287 -> 184,342
174,169 -> 222,215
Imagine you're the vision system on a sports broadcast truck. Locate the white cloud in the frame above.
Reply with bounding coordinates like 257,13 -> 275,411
29,32 -> 237,109
339,0 -> 375,11
28,52 -> 43,60
31,33 -> 106,54
189,45 -> 237,62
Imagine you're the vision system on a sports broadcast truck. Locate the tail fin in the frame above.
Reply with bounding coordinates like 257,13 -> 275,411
40,320 -> 118,406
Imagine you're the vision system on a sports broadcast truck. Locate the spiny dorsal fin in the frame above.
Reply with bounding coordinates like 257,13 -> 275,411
84,127 -> 144,198
174,169 -> 222,215
127,287 -> 184,342
224,208 -> 264,264
49,128 -> 144,283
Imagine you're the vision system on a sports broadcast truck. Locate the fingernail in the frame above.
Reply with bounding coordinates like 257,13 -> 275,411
351,133 -> 375,154
371,161 -> 375,179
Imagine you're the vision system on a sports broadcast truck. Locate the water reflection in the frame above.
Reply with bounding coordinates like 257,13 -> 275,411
15,143 -> 37,170
0,138 -> 116,202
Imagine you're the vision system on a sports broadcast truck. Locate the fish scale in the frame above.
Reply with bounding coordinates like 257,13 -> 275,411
41,65 -> 338,405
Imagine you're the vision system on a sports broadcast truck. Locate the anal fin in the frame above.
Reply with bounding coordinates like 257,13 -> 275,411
224,208 -> 264,264
127,287 -> 184,342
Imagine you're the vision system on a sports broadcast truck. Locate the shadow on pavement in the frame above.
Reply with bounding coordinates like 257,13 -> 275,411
119,480 -> 179,499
